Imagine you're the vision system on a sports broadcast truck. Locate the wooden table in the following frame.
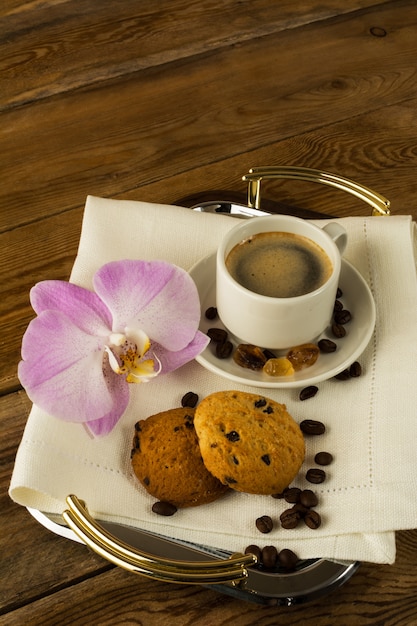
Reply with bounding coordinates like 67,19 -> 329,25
2,2 -> 417,623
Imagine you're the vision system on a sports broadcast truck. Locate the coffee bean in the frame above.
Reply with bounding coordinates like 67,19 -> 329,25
304,509 -> 322,529
334,369 -> 351,380
331,322 -> 346,338
256,515 -> 273,534
336,287 -> 343,298
278,548 -> 299,571
299,489 -> 318,508
152,501 -> 177,516
306,468 -> 326,484
284,487 -> 301,503
205,306 -> 218,320
261,545 -> 278,569
349,361 -> 362,377
315,451 -> 333,466
181,391 -> 199,408
244,544 -> 262,561
207,327 -> 228,342
300,419 -> 326,435
292,503 -> 309,516
334,309 -> 352,325
334,299 -> 343,311
216,340 -> 233,359
318,339 -> 337,353
299,385 -> 318,401
280,507 -> 301,529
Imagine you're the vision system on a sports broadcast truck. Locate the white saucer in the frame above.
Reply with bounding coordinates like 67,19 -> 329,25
189,253 -> 376,388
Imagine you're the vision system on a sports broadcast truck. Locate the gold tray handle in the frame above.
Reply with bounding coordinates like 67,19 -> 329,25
62,495 -> 257,585
243,166 -> 390,216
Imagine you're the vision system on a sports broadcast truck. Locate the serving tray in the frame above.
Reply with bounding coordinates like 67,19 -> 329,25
27,167 -> 390,605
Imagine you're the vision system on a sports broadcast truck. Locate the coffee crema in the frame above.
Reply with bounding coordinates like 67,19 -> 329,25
225,231 -> 333,298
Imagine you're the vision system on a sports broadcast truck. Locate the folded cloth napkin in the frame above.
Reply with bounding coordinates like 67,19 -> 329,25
9,196 -> 417,565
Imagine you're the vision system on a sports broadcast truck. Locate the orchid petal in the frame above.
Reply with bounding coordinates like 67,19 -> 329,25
30,280 -> 112,336
151,330 -> 209,374
18,310 -> 126,424
94,260 -> 201,351
85,413 -> 122,437
84,358 -> 129,437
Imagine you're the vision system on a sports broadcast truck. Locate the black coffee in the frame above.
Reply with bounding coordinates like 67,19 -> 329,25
226,231 -> 332,298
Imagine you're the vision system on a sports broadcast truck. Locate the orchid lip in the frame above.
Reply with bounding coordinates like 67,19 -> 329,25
105,329 -> 160,383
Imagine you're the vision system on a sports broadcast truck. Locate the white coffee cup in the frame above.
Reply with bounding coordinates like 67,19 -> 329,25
216,215 -> 347,350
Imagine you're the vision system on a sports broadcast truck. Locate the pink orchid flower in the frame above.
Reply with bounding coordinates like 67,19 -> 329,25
18,260 -> 209,437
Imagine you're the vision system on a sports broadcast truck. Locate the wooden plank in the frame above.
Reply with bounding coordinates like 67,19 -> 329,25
0,502 -> 113,614
0,209 -> 83,394
1,1 -> 417,233
0,390 -> 113,613
1,0 -> 391,108
2,529 -> 417,625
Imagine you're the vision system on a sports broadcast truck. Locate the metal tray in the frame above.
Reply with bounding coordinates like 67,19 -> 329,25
26,167 -> 390,605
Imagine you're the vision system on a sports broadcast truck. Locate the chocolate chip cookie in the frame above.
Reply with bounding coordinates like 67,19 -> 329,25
131,407 -> 229,507
194,391 -> 305,495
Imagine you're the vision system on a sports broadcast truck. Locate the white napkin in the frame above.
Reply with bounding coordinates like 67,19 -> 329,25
9,196 -> 417,565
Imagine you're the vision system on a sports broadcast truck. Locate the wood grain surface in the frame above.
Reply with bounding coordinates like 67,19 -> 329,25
1,1 -> 417,624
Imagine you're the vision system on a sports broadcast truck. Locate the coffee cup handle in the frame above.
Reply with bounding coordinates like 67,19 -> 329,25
322,222 -> 348,255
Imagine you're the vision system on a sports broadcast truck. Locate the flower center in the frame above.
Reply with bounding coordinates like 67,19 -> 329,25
105,328 -> 161,383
